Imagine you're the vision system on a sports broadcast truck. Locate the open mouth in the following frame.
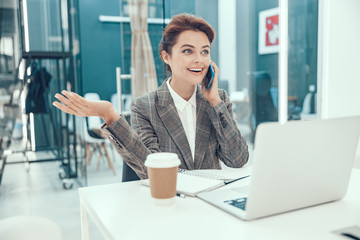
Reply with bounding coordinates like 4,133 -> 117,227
188,68 -> 203,73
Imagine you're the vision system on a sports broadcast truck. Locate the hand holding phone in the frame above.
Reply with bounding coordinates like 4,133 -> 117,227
203,62 -> 215,90
201,61 -> 221,107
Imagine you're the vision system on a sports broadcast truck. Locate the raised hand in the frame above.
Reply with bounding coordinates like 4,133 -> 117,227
52,90 -> 119,125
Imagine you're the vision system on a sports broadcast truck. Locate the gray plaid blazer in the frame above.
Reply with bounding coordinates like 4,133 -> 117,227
103,81 -> 249,179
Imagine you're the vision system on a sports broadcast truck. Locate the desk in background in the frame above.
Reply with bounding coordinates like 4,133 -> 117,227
79,169 -> 360,240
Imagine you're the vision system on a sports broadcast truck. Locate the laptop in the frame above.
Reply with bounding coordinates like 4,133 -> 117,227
197,116 -> 360,220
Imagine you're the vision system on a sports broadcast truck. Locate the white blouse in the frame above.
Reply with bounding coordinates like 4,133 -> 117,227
166,78 -> 197,161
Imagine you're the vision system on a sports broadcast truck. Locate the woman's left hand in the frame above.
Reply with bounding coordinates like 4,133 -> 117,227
201,61 -> 222,107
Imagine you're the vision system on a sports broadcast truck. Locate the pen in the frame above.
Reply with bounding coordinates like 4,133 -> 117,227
176,193 -> 186,198
224,175 -> 250,185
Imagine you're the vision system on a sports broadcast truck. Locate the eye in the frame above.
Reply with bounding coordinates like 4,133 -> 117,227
183,49 -> 192,54
201,49 -> 209,55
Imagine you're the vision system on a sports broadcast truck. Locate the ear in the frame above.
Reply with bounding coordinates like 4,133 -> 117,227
161,50 -> 170,65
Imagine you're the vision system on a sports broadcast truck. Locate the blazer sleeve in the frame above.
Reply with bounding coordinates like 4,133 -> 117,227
101,96 -> 160,179
207,89 -> 249,168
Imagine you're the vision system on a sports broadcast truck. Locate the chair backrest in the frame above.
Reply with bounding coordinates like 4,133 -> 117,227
83,92 -> 100,101
81,117 -> 106,143
301,85 -> 317,114
110,93 -> 132,113
83,93 -> 103,129
110,93 -> 120,112
249,71 -> 278,129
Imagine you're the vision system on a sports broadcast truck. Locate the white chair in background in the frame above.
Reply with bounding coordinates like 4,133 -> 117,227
110,93 -> 132,114
82,93 -> 116,175
300,84 -> 317,120
0,215 -> 63,240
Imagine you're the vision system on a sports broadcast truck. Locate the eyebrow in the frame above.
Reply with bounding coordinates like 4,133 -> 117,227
180,44 -> 210,49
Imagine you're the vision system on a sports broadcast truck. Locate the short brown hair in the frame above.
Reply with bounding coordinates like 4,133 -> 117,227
159,13 -> 215,74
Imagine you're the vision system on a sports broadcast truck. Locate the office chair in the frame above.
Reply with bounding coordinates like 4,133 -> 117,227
301,84 -> 317,119
249,71 -> 278,139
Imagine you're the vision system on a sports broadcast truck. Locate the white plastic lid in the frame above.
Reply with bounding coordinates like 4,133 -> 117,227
144,152 -> 181,168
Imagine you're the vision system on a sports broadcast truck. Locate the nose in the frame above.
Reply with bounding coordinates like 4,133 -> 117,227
193,53 -> 202,64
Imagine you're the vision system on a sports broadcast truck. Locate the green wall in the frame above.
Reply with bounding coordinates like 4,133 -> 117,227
78,0 -> 122,100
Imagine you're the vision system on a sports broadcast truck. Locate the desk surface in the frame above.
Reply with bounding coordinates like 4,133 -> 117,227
79,169 -> 360,240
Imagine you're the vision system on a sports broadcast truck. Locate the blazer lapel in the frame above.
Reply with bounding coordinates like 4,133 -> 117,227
194,86 -> 212,169
155,81 -> 195,169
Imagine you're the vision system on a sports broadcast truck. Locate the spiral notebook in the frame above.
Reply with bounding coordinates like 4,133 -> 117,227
141,166 -> 251,197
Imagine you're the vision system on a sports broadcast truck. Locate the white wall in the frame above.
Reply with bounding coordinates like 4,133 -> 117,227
318,0 -> 360,118
317,0 -> 360,166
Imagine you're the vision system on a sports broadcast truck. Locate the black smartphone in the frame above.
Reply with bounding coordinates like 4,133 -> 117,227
203,62 -> 215,90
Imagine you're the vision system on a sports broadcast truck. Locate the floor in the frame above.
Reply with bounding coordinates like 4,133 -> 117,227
0,139 -> 124,240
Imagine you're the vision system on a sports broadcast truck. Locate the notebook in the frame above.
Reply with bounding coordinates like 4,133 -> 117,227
141,166 -> 251,197
180,165 -> 252,183
197,116 -> 360,220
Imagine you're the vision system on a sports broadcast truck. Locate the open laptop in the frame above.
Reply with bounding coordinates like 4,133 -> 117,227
197,116 -> 360,220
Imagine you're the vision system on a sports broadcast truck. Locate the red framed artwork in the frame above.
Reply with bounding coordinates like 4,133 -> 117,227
258,8 -> 279,55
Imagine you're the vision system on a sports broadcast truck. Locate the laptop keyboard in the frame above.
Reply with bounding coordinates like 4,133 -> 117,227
224,197 -> 247,210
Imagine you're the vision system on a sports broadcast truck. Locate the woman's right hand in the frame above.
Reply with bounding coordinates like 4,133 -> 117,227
52,90 -> 120,125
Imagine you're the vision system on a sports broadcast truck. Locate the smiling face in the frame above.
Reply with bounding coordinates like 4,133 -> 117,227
161,30 -> 211,89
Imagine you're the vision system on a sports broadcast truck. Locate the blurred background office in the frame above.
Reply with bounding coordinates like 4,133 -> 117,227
0,0 -> 359,239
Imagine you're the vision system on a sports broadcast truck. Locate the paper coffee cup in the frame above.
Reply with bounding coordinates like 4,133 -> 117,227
145,153 -> 181,205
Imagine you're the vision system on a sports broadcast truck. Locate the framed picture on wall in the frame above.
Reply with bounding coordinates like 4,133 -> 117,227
258,7 -> 279,55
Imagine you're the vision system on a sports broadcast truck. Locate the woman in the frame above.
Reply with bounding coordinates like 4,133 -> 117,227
53,13 -> 249,179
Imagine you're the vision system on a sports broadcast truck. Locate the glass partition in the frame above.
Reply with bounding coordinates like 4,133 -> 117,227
0,0 -> 22,86
233,0 -> 279,144
19,0 -> 83,188
26,0 -> 67,51
288,0 -> 318,121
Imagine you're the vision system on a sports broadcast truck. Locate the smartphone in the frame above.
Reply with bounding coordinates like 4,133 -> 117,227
203,62 -> 215,90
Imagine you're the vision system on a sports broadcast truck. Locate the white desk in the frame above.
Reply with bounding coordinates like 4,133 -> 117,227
79,169 -> 360,240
